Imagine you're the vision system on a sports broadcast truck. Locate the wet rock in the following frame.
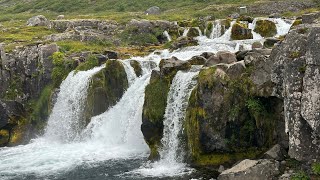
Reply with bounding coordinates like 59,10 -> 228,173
85,60 -> 129,125
264,38 -> 280,48
145,6 -> 161,15
27,15 -> 50,27
104,50 -> 119,59
218,159 -> 280,180
236,50 -> 250,61
159,57 -> 191,75
130,60 -> 143,77
252,41 -> 263,49
187,27 -> 200,38
205,51 -> 237,66
189,56 -> 207,65
200,52 -> 214,59
263,144 -> 287,161
170,36 -> 198,50
231,22 -> 253,40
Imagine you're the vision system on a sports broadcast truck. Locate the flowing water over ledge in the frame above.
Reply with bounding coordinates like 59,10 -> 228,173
0,18 -> 293,180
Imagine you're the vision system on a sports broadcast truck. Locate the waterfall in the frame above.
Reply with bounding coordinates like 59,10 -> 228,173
44,66 -> 104,142
121,60 -> 137,85
83,60 -> 151,149
195,27 -> 203,36
163,30 -> 172,42
131,68 -> 200,177
210,20 -> 222,39
182,28 -> 190,37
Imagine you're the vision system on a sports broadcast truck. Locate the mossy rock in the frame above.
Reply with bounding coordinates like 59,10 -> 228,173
254,20 -> 277,37
85,60 -> 128,125
187,27 -> 200,38
0,130 -> 10,145
291,19 -> 302,29
184,65 -> 283,167
130,60 -> 142,77
231,22 -> 253,40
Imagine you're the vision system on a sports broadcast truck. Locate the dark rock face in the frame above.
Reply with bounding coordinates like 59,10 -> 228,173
85,60 -> 129,124
264,38 -> 280,49
130,60 -> 143,77
185,50 -> 287,166
271,24 -> 320,162
189,56 -> 207,65
0,44 -> 58,146
0,43 -> 58,102
141,57 -> 191,160
218,159 -> 280,180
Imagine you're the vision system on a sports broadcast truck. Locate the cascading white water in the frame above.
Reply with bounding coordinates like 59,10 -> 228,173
121,60 -> 137,85
163,30 -> 172,42
182,28 -> 190,37
44,66 -> 104,142
83,60 -> 151,149
210,20 -> 222,39
131,68 -> 200,177
0,60 -> 153,178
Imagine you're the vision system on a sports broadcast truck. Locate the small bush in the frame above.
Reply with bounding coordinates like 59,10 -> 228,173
312,163 -> 320,175
291,171 -> 310,180
75,55 -> 99,71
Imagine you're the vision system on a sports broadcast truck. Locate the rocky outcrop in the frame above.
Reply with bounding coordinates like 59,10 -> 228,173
84,60 -> 128,125
271,24 -> 320,162
141,57 -> 191,160
184,50 -> 287,166
27,15 -> 50,27
302,12 -> 320,24
0,43 -> 58,146
218,159 -> 280,180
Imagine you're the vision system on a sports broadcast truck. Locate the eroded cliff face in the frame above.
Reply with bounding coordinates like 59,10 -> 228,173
0,44 -> 58,145
271,24 -> 320,162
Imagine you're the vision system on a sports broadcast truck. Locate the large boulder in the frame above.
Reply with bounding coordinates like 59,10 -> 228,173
205,51 -> 237,66
84,60 -> 129,124
263,144 -> 287,161
271,24 -> 320,162
231,22 -> 253,40
218,159 -> 280,180
187,27 -> 200,38
264,38 -> 280,48
27,15 -> 50,27
145,6 -> 161,15
254,20 -> 277,37
170,36 -> 198,50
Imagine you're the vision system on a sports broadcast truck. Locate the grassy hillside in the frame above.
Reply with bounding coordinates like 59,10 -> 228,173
0,0 -> 265,22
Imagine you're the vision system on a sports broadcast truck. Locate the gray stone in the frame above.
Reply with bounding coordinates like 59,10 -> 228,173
252,41 -> 263,49
271,24 -> 320,161
302,12 -> 320,24
189,56 -> 207,65
145,6 -> 161,15
57,15 -> 65,20
269,13 -> 281,18
159,57 -> 191,75
206,51 -> 237,66
230,13 -> 240,19
218,159 -> 280,180
27,15 -> 50,27
264,38 -> 280,48
264,144 -> 286,161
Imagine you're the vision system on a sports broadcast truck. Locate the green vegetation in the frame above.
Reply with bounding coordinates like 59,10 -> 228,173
312,163 -> 320,175
291,171 -> 310,180
75,55 -> 99,72
254,20 -> 277,37
51,52 -> 73,87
